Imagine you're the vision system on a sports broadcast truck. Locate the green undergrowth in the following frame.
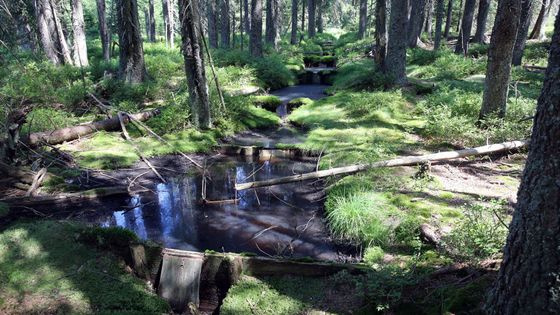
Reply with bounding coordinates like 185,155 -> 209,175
0,221 -> 169,314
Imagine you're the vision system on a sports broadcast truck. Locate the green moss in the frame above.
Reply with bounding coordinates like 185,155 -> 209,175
252,95 -> 282,111
77,225 -> 139,249
363,246 -> 385,266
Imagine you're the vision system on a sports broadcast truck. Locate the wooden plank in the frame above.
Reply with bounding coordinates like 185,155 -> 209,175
158,250 -> 204,312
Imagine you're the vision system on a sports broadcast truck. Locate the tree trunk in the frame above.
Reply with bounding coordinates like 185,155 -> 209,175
271,0 -> 281,48
307,0 -> 316,37
407,0 -> 427,48
512,0 -> 536,66
375,0 -> 387,69
208,0 -> 219,48
71,0 -> 89,67
424,0 -> 434,38
16,11 -> 36,52
454,0 -> 476,55
386,0 -> 409,85
221,0 -> 231,48
434,0 -> 445,49
529,0 -> 553,40
162,0 -> 175,48
472,0 -> 490,43
316,0 -> 323,33
486,12 -> 560,314
301,0 -> 305,32
117,0 -> 147,84
35,0 -> 60,64
244,0 -> 250,33
96,0 -> 111,60
179,0 -> 212,129
444,0 -> 453,39
291,0 -> 298,44
148,0 -> 156,42
456,0 -> 463,32
240,0 -> 244,49
250,0 -> 263,56
479,0 -> 521,120
358,0 -> 368,39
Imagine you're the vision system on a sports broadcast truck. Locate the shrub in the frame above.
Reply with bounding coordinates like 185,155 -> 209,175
411,48 -> 486,80
253,56 -> 296,89
331,60 -> 387,91
363,246 -> 385,266
23,107 -> 80,133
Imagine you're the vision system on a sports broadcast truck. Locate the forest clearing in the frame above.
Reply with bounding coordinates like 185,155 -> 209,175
0,0 -> 559,314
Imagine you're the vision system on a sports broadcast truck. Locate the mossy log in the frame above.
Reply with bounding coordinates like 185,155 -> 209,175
1,186 -> 132,206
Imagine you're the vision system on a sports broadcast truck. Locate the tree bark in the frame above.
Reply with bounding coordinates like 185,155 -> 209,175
307,0 -> 316,37
486,12 -> 560,314
291,0 -> 298,44
36,0 -> 62,64
301,0 -> 305,32
179,0 -> 212,129
424,0 -> 434,38
71,0 -> 89,67
375,0 -> 387,69
250,0 -> 263,56
50,0 -> 74,65
221,0 -> 231,48
244,0 -> 250,33
454,0 -> 476,55
472,0 -> 490,43
529,0 -> 553,40
149,0 -> 156,42
16,9 -> 36,52
117,0 -> 147,83
208,0 -> 219,48
266,0 -> 280,47
316,0 -> 323,33
407,0 -> 427,48
444,0 -> 453,39
96,0 -> 111,60
357,0 -> 368,39
512,0 -> 536,66
145,9 -> 150,38
479,0 -> 521,120
434,0 -> 445,49
162,0 -> 175,48
385,0 -> 409,85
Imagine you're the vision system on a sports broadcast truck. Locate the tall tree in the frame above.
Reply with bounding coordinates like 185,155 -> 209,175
96,0 -> 110,60
221,0 -> 231,48
291,0 -> 298,44
250,0 -> 263,56
434,0 -> 445,49
407,0 -> 427,48
374,0 -> 387,69
454,0 -> 476,55
529,0 -> 554,40
265,0 -> 279,46
36,0 -> 72,65
162,0 -> 175,48
307,0 -> 316,37
316,0 -> 323,33
116,0 -> 147,83
472,0 -> 490,43
71,0 -> 88,67
444,0 -> 453,39
208,0 -> 219,48
148,0 -> 156,42
424,0 -> 434,38
301,0 -> 305,32
178,0 -> 211,129
357,0 -> 368,39
479,0 -> 521,119
244,0 -> 250,33
486,12 -> 560,314
385,0 -> 409,85
144,9 -> 150,38
512,0 -> 535,65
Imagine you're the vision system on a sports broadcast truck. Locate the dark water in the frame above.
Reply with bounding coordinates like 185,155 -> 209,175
81,152 -> 350,261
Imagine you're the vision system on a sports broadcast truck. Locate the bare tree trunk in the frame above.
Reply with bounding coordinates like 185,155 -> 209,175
117,0 -> 147,84
96,0 -> 111,60
179,0 -> 212,129
424,0 -> 433,38
208,0 -> 219,48
240,0 -> 244,49
162,0 -> 175,48
71,0 -> 88,67
454,0 -> 476,55
375,0 -> 387,69
479,0 -> 521,119
301,0 -> 305,32
407,0 -> 427,48
250,0 -> 263,56
50,0 -> 73,65
316,0 -> 323,33
456,0 -> 463,32
269,0 -> 281,49
386,0 -> 409,85
145,9 -> 150,38
486,12 -> 560,314
357,0 -> 368,39
244,0 -> 250,33
529,0 -> 553,40
434,0 -> 445,49
149,0 -> 156,42
221,0 -> 231,48
473,0 -> 490,43
307,0 -> 316,37
266,0 -> 273,43
291,0 -> 298,44
512,0 -> 536,66
444,0 -> 453,39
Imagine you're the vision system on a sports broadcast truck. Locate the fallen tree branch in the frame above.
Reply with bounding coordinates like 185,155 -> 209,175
235,140 -> 528,191
25,167 -> 47,197
1,186 -> 133,206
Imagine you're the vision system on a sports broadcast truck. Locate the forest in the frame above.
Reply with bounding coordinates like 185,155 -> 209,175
0,0 -> 559,313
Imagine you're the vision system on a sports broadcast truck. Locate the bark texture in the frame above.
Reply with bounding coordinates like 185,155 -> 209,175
221,0 -> 231,48
472,0 -> 490,43
265,0 -> 280,48
244,0 -> 250,33
71,0 -> 89,67
434,0 -> 445,49
479,0 -> 521,119
179,0 -> 212,129
307,0 -> 316,37
96,0 -> 111,60
250,0 -> 263,56
36,0 -> 72,65
291,0 -> 298,44
148,0 -> 156,42
486,12 -> 560,314
454,0 -> 476,55
407,0 -> 427,48
529,0 -> 553,40
386,0 -> 409,85
375,0 -> 387,69
162,0 -> 175,47
358,0 -> 368,39
208,0 -> 219,48
316,0 -> 323,33
117,0 -> 147,83
512,0 -> 535,65
424,0 -> 434,37
444,0 -> 453,39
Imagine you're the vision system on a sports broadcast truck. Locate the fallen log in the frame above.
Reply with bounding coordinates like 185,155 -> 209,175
23,108 -> 161,146
235,140 -> 528,191
1,186 -> 133,206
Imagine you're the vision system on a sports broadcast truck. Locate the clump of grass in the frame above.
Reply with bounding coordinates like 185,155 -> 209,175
364,246 -> 385,266
252,95 -> 282,111
331,59 -> 387,91
410,48 -> 486,80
